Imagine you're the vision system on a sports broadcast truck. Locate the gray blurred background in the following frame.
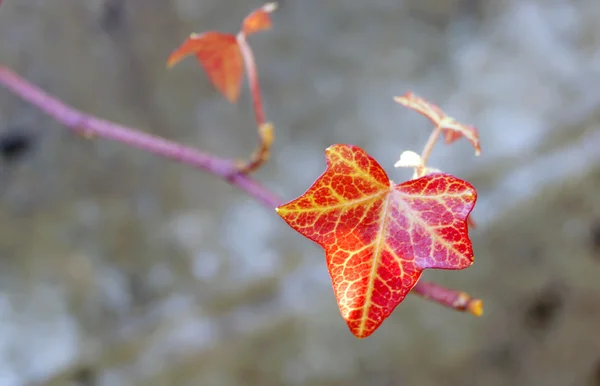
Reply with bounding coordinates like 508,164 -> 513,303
0,0 -> 599,385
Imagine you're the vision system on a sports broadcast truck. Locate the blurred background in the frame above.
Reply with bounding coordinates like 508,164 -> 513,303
0,0 -> 599,385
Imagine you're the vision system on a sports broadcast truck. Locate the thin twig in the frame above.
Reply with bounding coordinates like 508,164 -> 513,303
412,281 -> 483,316
237,33 -> 265,127
0,64 -> 482,314
0,66 -> 279,208
236,33 -> 273,173
419,124 -> 443,167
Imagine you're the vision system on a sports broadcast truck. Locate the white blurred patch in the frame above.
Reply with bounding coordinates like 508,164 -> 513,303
192,250 -> 221,280
221,200 -> 281,280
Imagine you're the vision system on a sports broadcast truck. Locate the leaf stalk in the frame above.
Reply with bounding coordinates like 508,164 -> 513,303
236,32 -> 273,173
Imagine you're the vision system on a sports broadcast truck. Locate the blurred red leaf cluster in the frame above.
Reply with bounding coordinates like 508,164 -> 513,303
167,3 -> 277,102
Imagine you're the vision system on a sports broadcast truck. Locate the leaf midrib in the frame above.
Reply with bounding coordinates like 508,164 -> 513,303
357,188 -> 393,336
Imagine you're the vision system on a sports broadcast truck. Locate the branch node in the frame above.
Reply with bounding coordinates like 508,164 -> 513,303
454,291 -> 484,316
237,121 -> 274,173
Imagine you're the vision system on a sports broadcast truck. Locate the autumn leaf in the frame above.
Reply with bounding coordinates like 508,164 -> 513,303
394,92 -> 481,155
167,32 -> 243,102
242,2 -> 278,36
440,120 -> 480,154
166,3 -> 277,102
276,144 -> 477,338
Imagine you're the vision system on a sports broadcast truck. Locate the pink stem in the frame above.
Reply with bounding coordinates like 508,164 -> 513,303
237,34 -> 265,126
0,66 -> 280,208
420,124 -> 443,167
412,281 -> 482,316
0,65 -> 481,315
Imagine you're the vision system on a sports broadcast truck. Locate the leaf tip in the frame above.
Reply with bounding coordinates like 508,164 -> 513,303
166,57 -> 178,69
224,90 -> 240,103
166,50 -> 185,69
353,332 -> 370,340
392,95 -> 404,105
166,33 -> 200,69
393,92 -> 415,105
323,144 -> 346,163
241,2 -> 279,36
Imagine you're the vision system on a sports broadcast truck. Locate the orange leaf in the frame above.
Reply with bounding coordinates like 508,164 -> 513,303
395,92 -> 481,155
242,2 -> 278,36
167,32 -> 243,102
276,144 -> 477,338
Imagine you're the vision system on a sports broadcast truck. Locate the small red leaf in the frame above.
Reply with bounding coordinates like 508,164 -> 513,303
276,144 -> 477,338
395,92 -> 481,155
167,32 -> 243,102
242,2 -> 278,36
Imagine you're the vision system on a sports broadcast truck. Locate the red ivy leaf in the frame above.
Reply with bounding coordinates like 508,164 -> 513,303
167,32 -> 243,102
276,144 -> 477,338
395,92 -> 481,155
242,2 -> 277,36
